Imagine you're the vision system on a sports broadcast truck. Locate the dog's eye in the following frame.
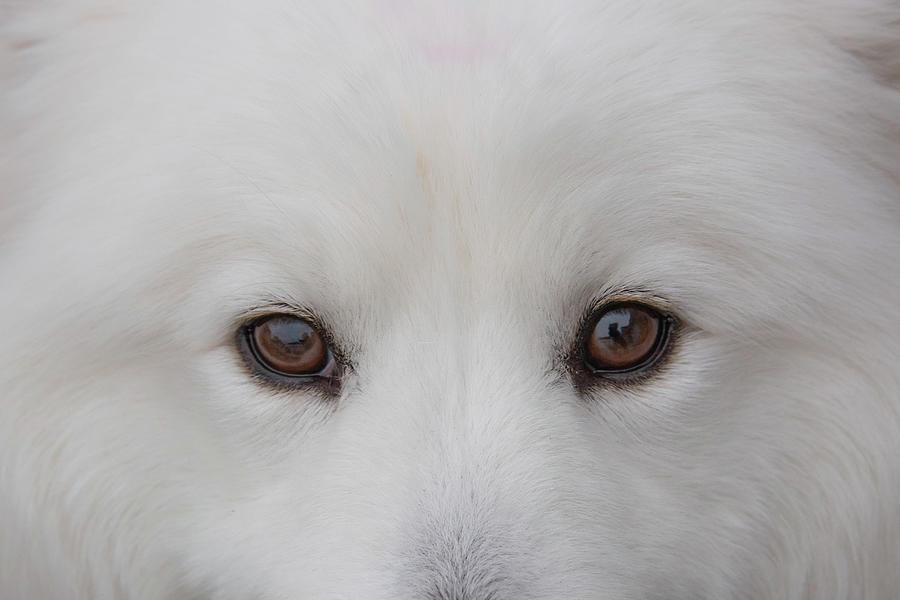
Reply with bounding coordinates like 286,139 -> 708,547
583,303 -> 671,374
243,314 -> 335,379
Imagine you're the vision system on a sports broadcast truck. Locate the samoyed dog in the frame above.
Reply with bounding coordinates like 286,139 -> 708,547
2,1 -> 899,598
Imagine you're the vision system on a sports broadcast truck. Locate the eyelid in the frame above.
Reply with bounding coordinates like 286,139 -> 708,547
236,301 -> 316,323
577,292 -> 674,343
236,302 -> 338,350
585,293 -> 673,316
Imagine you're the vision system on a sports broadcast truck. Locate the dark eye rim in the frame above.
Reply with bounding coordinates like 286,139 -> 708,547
236,313 -> 343,393
570,300 -> 677,385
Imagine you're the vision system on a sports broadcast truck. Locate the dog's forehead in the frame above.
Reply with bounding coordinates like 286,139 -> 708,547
7,0 -> 896,344
105,2 -> 715,310
3,0 -> 750,258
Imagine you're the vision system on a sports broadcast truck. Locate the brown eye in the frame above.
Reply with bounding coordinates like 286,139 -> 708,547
245,315 -> 333,378
584,303 -> 670,374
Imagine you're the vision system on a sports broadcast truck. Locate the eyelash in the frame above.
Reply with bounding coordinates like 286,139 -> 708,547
238,304 -> 346,354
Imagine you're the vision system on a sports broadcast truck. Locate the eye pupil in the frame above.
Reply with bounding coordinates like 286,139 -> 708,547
607,322 -> 625,344
248,315 -> 330,376
584,304 -> 667,373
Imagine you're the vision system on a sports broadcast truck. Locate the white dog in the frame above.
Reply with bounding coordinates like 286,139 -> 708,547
2,1 -> 899,598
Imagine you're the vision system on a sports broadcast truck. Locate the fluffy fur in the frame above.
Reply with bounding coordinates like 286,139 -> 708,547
2,1 -> 900,598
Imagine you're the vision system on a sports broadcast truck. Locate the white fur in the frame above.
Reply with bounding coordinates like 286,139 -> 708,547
2,1 -> 900,598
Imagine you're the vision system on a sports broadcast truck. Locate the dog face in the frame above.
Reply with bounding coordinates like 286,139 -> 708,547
2,1 -> 900,598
